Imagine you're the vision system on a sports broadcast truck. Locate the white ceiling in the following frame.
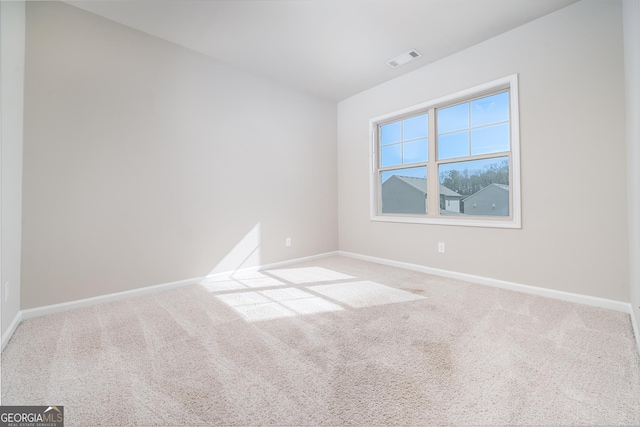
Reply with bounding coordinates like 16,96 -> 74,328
66,0 -> 579,101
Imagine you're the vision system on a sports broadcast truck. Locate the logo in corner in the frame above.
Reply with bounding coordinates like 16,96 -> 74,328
0,405 -> 64,427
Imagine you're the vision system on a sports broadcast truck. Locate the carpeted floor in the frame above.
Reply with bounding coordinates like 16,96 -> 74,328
2,255 -> 639,425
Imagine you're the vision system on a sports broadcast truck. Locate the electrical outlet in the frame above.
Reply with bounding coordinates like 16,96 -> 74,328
285,237 -> 292,247
438,242 -> 445,253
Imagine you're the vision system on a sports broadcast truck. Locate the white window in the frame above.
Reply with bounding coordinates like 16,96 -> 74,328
370,75 -> 521,228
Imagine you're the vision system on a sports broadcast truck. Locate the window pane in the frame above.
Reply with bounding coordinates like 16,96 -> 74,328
403,138 -> 428,164
381,121 -> 402,146
471,91 -> 509,127
437,103 -> 469,134
380,166 -> 427,214
471,123 -> 510,155
438,157 -> 509,217
381,144 -> 402,167
438,131 -> 469,160
403,113 -> 428,140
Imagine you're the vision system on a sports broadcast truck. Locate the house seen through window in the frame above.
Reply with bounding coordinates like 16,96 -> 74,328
371,75 -> 520,228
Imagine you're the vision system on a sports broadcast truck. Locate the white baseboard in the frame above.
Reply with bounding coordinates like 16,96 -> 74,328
8,251 -> 339,343
5,250 -> 637,356
20,276 -> 203,321
1,311 -> 23,352
631,306 -> 640,355
341,250 -> 640,356
338,251 -> 633,314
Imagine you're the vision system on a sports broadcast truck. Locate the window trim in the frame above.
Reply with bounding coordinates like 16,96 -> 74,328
369,74 -> 521,228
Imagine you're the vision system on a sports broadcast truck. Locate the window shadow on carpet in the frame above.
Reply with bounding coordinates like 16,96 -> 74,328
200,267 -> 425,322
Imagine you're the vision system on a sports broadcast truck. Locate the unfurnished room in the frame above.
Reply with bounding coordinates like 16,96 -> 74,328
1,0 -> 640,425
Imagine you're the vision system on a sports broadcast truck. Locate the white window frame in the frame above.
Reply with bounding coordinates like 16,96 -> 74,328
369,74 -> 521,228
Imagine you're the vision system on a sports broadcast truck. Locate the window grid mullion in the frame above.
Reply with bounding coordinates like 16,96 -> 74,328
371,76 -> 518,226
468,103 -> 472,157
427,108 -> 438,215
436,151 -> 511,167
437,119 -> 509,138
378,163 -> 428,173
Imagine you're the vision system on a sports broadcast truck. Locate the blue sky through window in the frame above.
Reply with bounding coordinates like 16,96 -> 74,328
471,123 -> 509,155
471,91 -> 509,127
381,122 -> 402,146
380,113 -> 429,167
402,113 -> 428,140
438,103 -> 468,134
438,91 -> 509,160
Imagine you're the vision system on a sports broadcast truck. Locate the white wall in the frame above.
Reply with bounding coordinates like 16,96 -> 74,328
338,0 -> 629,301
1,1 -> 25,339
21,2 -> 337,309
624,0 -> 640,343
14,0 -> 638,319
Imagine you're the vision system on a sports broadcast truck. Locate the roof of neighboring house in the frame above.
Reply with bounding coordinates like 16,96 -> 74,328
462,183 -> 510,201
390,176 -> 462,197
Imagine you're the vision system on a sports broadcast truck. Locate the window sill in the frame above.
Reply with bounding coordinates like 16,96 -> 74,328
370,214 -> 521,229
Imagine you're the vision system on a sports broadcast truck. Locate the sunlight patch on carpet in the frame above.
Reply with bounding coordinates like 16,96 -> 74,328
214,288 -> 343,321
206,268 -> 423,322
309,281 -> 425,308
201,271 -> 285,292
266,267 -> 355,284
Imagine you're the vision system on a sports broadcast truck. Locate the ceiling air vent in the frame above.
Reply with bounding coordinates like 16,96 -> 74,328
387,49 -> 422,69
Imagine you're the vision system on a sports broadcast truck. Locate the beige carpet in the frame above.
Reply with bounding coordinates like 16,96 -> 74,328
2,255 -> 639,425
